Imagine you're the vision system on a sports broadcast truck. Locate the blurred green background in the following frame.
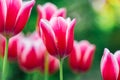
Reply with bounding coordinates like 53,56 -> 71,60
1,0 -> 120,80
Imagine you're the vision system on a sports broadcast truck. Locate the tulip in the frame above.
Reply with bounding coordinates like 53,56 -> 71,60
17,32 -> 59,74
0,0 -> 35,38
114,50 -> 120,80
101,48 -> 119,80
37,2 -> 66,21
69,40 -> 96,73
0,0 -> 35,79
39,17 -> 76,59
0,33 -> 23,61
39,17 -> 76,80
17,34 -> 43,71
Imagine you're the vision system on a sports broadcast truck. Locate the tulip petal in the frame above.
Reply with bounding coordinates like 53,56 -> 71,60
66,19 -> 76,56
53,8 -> 66,18
40,19 -> 58,57
5,0 -> 22,33
37,5 -> 46,22
101,48 -> 119,80
82,45 -> 95,71
50,17 -> 68,58
0,0 -> 7,32
0,34 -> 5,57
43,2 -> 57,20
14,0 -> 35,35
69,43 -> 80,72
37,5 -> 46,33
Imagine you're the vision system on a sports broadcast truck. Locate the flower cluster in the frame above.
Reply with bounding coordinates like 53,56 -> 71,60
0,1 -> 96,80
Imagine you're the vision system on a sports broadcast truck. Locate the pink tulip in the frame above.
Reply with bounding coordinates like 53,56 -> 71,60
69,40 -> 96,73
0,0 -> 35,38
114,51 -> 120,80
37,2 -> 66,21
17,32 -> 59,73
39,17 -> 76,59
0,33 -> 23,61
101,48 -> 119,80
17,34 -> 43,71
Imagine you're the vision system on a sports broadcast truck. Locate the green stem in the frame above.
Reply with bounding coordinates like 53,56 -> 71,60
59,58 -> 63,80
75,74 -> 80,80
2,38 -> 9,80
44,52 -> 49,80
32,71 -> 37,80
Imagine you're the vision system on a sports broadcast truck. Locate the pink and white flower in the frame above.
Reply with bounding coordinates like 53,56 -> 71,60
0,0 -> 35,37
39,17 -> 76,59
101,48 -> 119,80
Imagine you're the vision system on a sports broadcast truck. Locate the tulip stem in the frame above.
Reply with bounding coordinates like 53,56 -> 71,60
2,38 -> 9,80
44,52 -> 49,80
60,58 -> 63,80
76,74 -> 81,80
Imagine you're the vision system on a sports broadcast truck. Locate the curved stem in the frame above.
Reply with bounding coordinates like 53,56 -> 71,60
59,58 -> 63,80
2,38 -> 9,80
44,52 -> 49,80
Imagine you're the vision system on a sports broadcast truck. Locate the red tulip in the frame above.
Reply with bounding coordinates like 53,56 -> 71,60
0,33 -> 23,61
101,48 -> 119,80
0,0 -> 35,38
37,2 -> 66,21
69,40 -> 96,73
39,17 -> 76,59
114,50 -> 120,80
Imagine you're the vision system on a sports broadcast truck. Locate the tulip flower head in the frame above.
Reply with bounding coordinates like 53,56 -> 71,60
17,32 -> 59,73
101,48 -> 119,80
39,17 -> 76,59
17,33 -> 44,71
0,0 -> 35,38
114,51 -> 120,80
69,40 -> 96,73
37,2 -> 66,21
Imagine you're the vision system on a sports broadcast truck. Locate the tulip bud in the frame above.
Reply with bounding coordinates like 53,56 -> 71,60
0,0 -> 35,38
39,17 -> 76,59
69,40 -> 96,73
101,48 -> 119,80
